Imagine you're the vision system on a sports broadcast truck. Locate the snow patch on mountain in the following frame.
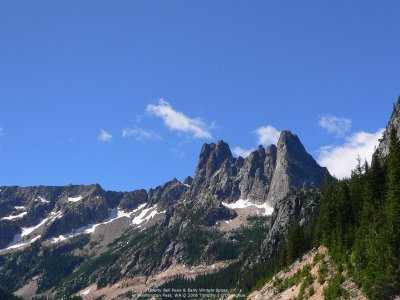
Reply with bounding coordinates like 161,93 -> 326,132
22,211 -> 63,237
222,199 -> 273,216
1,235 -> 41,251
37,196 -> 49,203
131,205 -> 164,225
50,203 -> 150,243
68,196 -> 83,203
2,211 -> 27,220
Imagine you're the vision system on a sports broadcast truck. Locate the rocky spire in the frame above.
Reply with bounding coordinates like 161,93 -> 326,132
194,140 -> 233,184
266,131 -> 328,205
190,132 -> 326,205
236,144 -> 277,203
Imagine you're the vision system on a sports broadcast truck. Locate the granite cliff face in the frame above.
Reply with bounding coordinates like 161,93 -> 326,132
266,131 -> 327,205
236,144 -> 277,203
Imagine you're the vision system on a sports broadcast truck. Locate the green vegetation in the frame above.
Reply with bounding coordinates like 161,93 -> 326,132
308,286 -> 315,297
57,225 -> 160,296
273,265 -> 312,293
237,116 -> 400,299
123,291 -> 134,299
0,287 -> 22,300
236,192 -> 320,295
0,235 -> 88,294
158,262 -> 243,300
315,123 -> 400,298
312,252 -> 325,265
39,249 -> 84,293
317,260 -> 329,284
159,215 -> 270,296
323,274 -> 349,300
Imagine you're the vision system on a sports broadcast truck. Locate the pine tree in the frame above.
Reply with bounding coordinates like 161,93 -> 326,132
383,126 -> 400,295
286,224 -> 305,264
370,154 -> 386,208
319,174 -> 337,246
350,155 -> 364,226
337,181 -> 353,249
386,127 -> 400,247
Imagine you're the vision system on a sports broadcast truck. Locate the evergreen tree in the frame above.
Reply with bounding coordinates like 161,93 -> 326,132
386,127 -> 400,249
318,174 -> 337,246
382,126 -> 400,295
286,224 -> 305,264
349,155 -> 364,226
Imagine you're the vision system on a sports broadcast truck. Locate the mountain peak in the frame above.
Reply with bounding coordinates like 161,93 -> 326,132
194,140 -> 233,181
279,129 -> 296,138
189,132 -> 326,205
267,131 -> 328,205
215,139 -> 232,157
277,130 -> 301,147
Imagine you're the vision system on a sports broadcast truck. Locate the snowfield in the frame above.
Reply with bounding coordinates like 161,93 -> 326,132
221,199 -> 274,216
50,203 -> 155,243
68,196 -> 83,203
131,204 -> 165,226
2,200 -> 165,248
37,196 -> 50,203
1,211 -> 27,220
2,235 -> 41,251
0,211 -> 64,251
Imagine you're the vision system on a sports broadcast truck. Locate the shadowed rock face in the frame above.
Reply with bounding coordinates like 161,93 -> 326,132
118,189 -> 148,211
237,144 -> 277,203
147,178 -> 189,209
375,100 -> 400,159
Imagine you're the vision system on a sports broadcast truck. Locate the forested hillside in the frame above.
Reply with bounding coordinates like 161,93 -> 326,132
315,125 -> 400,299
236,102 -> 400,299
263,105 -> 400,299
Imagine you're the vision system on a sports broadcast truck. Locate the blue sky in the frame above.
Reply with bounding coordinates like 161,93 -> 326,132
0,1 -> 399,191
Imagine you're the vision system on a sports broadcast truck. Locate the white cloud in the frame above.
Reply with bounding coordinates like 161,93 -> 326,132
232,146 -> 254,158
254,125 -> 281,146
170,147 -> 185,158
319,115 -> 352,136
232,125 -> 279,158
318,129 -> 384,179
146,99 -> 212,139
122,127 -> 161,141
98,129 -> 112,142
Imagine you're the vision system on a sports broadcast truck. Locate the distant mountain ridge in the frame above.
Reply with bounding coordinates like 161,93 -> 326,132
0,130 -> 327,250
